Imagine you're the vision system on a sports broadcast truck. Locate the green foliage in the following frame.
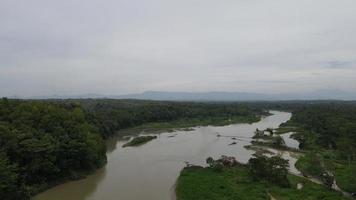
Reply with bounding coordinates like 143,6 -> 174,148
335,164 -> 356,193
272,135 -> 285,148
176,164 -> 348,200
176,167 -> 269,200
290,105 -> 356,154
269,175 -> 348,200
286,104 -> 356,192
76,99 -> 264,138
0,99 -> 107,198
0,153 -> 26,200
205,157 -> 224,172
295,152 -> 324,177
0,98 -> 263,199
122,135 -> 157,147
206,157 -> 214,166
139,115 -> 258,129
248,155 -> 290,188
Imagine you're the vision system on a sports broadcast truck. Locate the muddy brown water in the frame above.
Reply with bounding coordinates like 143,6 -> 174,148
34,111 -> 293,200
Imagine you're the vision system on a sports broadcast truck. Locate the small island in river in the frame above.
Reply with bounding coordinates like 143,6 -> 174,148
122,135 -> 158,147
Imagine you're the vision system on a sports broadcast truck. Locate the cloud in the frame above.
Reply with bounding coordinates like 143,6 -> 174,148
323,61 -> 354,69
0,0 -> 356,97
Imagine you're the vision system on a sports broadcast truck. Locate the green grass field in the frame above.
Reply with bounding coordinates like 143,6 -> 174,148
335,164 -> 356,193
176,166 -> 349,200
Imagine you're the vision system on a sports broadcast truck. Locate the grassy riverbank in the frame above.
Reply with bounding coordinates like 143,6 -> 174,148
176,165 -> 348,200
118,115 -> 261,135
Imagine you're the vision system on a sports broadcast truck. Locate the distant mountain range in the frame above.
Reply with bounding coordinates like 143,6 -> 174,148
17,89 -> 356,101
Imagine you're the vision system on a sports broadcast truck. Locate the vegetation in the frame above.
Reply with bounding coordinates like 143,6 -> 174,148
78,99 -> 265,138
121,115 -> 259,134
274,125 -> 297,135
285,104 -> 356,193
2,98 -> 356,199
335,165 -> 356,193
248,155 -> 290,188
0,98 -> 106,199
250,136 -> 297,153
122,135 -> 157,147
0,98 -> 264,199
295,152 -> 324,177
177,156 -> 348,200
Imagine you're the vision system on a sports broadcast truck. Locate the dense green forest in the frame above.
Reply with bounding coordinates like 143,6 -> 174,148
0,99 -> 107,199
283,104 -> 356,193
289,105 -> 356,153
0,98 -> 263,199
78,99 -> 265,138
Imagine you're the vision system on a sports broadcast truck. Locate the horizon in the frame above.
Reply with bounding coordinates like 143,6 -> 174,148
4,89 -> 356,101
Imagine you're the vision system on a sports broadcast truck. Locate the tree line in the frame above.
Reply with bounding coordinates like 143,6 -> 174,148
78,99 -> 265,138
0,98 -> 107,199
290,104 -> 356,162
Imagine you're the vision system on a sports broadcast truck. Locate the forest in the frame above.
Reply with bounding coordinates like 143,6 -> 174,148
1,98 -> 356,199
285,103 -> 356,193
0,98 -> 107,199
77,99 -> 265,138
290,104 -> 356,153
0,98 -> 263,199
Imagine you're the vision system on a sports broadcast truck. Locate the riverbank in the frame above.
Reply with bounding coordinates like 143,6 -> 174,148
175,110 -> 354,200
258,109 -> 356,197
27,101 -> 264,199
295,151 -> 356,196
277,114 -> 356,195
176,164 -> 349,200
34,111 -> 289,200
117,115 -> 261,136
122,135 -> 157,147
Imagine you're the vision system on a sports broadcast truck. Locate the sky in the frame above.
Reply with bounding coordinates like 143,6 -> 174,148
1,0 -> 356,97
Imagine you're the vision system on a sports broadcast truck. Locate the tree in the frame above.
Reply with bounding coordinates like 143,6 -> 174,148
0,153 -> 27,200
272,135 -> 285,148
248,155 -> 290,187
0,99 -> 107,197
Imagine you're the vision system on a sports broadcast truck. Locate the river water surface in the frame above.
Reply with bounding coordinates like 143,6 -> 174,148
34,111 -> 292,200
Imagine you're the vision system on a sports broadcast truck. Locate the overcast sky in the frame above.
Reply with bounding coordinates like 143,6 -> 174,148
1,0 -> 356,97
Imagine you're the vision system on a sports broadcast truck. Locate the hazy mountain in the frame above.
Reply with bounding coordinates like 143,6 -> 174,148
116,91 -> 275,101
14,89 -> 356,101
116,90 -> 356,101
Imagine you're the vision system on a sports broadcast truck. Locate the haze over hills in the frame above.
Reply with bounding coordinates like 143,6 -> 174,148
14,89 -> 356,101
113,89 -> 356,101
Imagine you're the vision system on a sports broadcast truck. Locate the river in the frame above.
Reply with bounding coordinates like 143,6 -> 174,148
34,111 -> 292,200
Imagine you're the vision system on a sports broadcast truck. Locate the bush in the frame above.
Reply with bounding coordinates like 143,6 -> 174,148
335,165 -> 356,193
248,155 -> 290,187
295,152 -> 324,177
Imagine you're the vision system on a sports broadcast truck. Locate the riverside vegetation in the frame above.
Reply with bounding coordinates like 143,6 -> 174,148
0,98 -> 264,200
1,98 -> 356,199
176,155 -> 348,200
177,101 -> 356,199
286,105 -> 356,194
122,135 -> 157,147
